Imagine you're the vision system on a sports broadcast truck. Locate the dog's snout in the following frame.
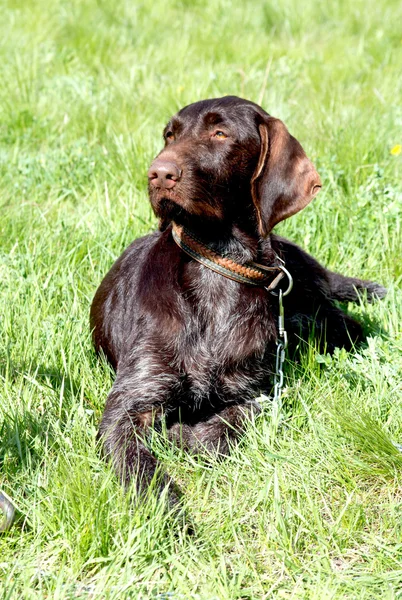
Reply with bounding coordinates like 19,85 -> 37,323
148,160 -> 181,189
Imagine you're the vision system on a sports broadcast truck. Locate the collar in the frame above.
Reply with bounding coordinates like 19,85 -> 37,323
171,222 -> 285,291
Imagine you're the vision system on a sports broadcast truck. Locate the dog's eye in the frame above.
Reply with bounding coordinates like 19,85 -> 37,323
213,130 -> 228,139
165,131 -> 175,142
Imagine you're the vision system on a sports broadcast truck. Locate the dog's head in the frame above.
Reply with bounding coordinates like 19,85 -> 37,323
148,96 -> 321,237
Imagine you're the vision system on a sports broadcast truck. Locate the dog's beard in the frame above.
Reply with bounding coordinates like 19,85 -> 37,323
153,197 -> 189,231
156,197 -> 188,220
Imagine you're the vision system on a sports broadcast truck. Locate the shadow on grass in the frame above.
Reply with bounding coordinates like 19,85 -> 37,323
289,302 -> 388,359
0,358 -> 82,473
0,357 -> 100,532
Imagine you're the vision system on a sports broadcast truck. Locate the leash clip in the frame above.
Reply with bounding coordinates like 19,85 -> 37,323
263,257 -> 293,405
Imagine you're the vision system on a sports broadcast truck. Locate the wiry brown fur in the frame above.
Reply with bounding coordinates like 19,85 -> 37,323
90,96 -> 386,505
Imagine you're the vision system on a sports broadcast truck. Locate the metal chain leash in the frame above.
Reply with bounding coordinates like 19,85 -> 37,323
266,262 -> 293,403
272,289 -> 287,402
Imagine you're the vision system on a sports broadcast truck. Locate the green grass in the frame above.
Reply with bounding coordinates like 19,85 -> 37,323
1,0 -> 402,597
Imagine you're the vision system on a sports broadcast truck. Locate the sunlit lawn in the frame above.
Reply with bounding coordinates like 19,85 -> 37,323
1,0 -> 402,597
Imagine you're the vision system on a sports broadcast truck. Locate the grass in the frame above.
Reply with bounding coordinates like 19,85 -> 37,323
0,0 -> 401,597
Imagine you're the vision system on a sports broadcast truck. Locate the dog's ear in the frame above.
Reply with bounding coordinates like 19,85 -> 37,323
251,116 -> 321,237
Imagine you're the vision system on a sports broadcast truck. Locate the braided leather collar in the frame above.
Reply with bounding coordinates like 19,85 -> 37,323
171,222 -> 285,290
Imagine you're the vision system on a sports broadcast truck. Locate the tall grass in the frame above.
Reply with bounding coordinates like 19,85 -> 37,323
0,0 -> 401,597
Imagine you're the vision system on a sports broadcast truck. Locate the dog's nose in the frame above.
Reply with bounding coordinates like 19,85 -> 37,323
148,160 -> 181,189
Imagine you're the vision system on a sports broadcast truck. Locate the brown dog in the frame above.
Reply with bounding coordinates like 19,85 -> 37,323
90,96 -> 385,504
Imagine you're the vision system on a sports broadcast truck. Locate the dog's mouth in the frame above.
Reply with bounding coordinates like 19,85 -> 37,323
148,182 -> 182,204
156,197 -> 188,221
151,186 -> 197,217
149,179 -> 226,227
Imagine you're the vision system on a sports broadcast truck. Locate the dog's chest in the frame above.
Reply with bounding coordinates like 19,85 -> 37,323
172,269 -> 276,381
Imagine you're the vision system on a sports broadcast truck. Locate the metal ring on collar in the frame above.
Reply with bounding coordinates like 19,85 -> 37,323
269,264 -> 293,297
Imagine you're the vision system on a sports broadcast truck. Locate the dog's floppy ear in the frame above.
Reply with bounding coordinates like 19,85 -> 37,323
251,116 -> 321,237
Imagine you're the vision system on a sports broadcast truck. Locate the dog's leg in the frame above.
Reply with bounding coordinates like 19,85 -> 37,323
167,401 -> 261,456
98,361 -> 182,506
325,271 -> 387,303
273,236 -> 387,304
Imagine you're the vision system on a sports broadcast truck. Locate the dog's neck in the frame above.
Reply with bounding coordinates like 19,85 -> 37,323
171,221 -> 284,288
169,218 -> 276,265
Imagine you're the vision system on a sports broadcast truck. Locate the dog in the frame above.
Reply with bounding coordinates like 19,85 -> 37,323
90,96 -> 386,504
